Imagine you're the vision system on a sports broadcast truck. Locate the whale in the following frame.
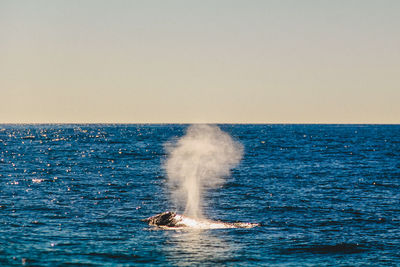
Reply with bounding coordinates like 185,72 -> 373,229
143,211 -> 259,229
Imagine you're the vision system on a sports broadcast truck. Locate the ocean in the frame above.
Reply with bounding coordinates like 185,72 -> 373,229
0,124 -> 399,266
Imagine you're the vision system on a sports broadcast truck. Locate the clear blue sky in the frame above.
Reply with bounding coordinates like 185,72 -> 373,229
1,0 -> 399,123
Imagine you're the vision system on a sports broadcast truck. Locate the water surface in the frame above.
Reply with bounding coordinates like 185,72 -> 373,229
0,124 -> 399,266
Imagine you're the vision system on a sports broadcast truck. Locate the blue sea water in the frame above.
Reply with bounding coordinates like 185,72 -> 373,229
0,124 -> 399,266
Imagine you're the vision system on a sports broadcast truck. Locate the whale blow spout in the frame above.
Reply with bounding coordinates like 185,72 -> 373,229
144,212 -> 260,229
165,125 -> 243,219
151,125 -> 255,230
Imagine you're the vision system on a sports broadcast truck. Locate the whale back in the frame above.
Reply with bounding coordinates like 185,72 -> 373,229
143,211 -> 178,227
144,212 -> 259,229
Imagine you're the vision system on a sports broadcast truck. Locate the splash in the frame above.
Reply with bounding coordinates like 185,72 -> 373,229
164,124 -> 243,219
144,211 -> 259,229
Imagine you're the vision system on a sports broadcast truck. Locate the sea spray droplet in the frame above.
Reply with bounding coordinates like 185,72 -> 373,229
164,125 -> 243,219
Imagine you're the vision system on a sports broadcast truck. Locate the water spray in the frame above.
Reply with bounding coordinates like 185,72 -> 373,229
144,124 -> 259,229
165,124 -> 243,219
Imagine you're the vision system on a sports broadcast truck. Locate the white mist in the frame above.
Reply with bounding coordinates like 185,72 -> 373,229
164,125 -> 243,219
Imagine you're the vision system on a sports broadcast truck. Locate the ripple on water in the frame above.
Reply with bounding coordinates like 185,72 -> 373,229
0,124 -> 399,265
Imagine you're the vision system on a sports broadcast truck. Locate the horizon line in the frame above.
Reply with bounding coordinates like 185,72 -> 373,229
0,122 -> 399,125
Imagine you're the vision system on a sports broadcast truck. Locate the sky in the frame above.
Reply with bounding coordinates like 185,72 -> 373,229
1,0 -> 399,124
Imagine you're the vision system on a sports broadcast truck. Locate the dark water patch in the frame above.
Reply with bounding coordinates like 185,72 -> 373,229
224,181 -> 245,188
43,214 -> 72,220
370,182 -> 399,188
83,252 -> 143,260
283,243 -> 367,255
342,208 -> 364,216
58,262 -> 97,266
84,221 -> 114,227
